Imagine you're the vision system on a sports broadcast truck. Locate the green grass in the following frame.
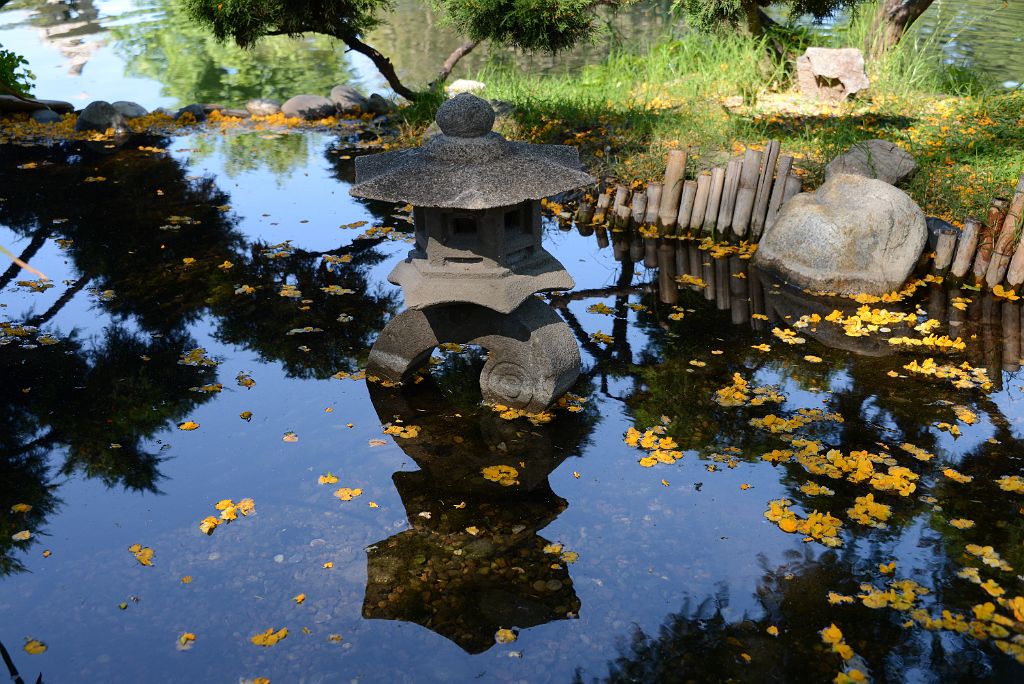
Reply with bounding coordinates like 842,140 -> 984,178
398,2 -> 1024,225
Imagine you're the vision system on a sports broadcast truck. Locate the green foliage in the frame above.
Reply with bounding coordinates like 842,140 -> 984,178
674,0 -> 863,33
439,0 -> 600,52
111,0 -> 349,106
182,0 -> 386,46
0,48 -> 34,96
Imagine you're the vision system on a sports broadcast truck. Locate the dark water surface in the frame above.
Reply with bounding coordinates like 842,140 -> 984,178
2,125 -> 1024,682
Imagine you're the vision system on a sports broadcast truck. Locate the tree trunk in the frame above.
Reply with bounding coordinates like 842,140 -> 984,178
866,0 -> 936,58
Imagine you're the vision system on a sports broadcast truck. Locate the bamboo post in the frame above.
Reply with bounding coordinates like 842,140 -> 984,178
973,198 -> 1010,282
731,149 -> 762,240
689,173 -> 712,237
675,180 -> 698,236
932,228 -> 957,274
575,203 -> 595,237
644,182 -> 662,227
717,158 -> 742,237
614,203 -> 632,232
702,167 -> 727,237
1003,175 -> 1024,287
596,224 -> 609,249
593,191 -> 612,225
985,177 -> 1024,287
658,242 -> 678,305
750,140 -> 781,240
613,183 -> 630,210
763,155 -> 794,237
631,191 -> 649,229
658,150 -> 687,235
950,217 -> 982,279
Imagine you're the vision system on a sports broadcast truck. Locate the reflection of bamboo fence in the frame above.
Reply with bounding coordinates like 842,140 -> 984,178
570,219 -> 1023,390
574,143 -> 803,244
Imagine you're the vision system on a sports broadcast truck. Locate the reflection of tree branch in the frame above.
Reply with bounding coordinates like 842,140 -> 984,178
0,231 -> 49,290
25,276 -> 91,328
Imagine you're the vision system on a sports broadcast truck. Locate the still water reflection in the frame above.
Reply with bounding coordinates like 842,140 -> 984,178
1,126 -> 1023,682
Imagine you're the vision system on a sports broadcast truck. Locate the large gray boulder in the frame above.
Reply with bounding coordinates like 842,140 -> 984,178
754,173 -> 927,296
74,101 -> 130,135
282,94 -> 336,119
796,47 -> 869,102
825,139 -> 917,185
111,101 -> 148,119
328,85 -> 369,114
0,96 -> 74,114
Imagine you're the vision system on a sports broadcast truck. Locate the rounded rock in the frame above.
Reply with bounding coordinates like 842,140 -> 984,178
329,85 -> 369,115
282,94 -> 335,120
111,101 -> 148,119
246,98 -> 281,117
435,93 -> 494,138
175,103 -> 207,122
30,109 -> 61,124
74,100 -> 130,135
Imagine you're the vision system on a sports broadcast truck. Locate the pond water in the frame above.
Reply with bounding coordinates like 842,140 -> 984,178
2,120 -> 1024,682
1,0 -> 1022,112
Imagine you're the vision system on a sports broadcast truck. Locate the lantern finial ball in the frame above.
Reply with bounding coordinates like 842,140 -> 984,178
435,93 -> 495,139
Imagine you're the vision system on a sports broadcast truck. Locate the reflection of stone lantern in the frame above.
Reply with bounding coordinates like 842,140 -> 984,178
350,94 -> 594,411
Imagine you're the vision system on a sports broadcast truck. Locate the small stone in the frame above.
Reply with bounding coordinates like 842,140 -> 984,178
434,92 -> 495,138
75,101 -> 130,135
329,85 -> 370,114
446,79 -> 486,96
111,101 -> 148,119
367,93 -> 395,115
796,47 -> 869,102
175,103 -> 206,122
245,98 -> 281,116
273,553 -> 285,563
219,108 -> 251,119
825,139 -> 917,186
30,109 -> 61,124
282,94 -> 336,120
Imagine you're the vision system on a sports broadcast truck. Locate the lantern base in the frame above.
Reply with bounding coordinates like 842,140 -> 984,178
368,297 -> 580,413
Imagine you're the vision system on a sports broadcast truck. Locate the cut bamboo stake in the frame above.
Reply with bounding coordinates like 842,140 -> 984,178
613,184 -> 630,214
593,192 -> 611,224
750,140 -> 781,240
950,217 -> 982,279
703,167 -> 726,237
658,150 -> 687,235
932,228 -> 957,274
675,180 -> 698,235
973,198 -> 1009,282
763,155 -> 793,236
717,158 -> 742,236
614,203 -> 632,232
631,191 -> 649,228
644,182 -> 662,227
986,175 -> 1024,287
1003,176 -> 1024,287
731,149 -> 762,239
689,173 -> 712,236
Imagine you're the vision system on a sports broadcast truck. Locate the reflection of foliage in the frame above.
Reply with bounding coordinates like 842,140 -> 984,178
110,0 -> 352,106
185,131 -> 318,181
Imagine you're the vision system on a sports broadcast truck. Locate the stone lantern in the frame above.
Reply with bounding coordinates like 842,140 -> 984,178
350,93 -> 594,411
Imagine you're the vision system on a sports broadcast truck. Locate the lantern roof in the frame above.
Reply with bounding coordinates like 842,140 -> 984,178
349,93 -> 595,210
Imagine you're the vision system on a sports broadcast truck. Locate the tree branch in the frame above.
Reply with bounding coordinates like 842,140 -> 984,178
338,30 -> 420,102
429,39 -> 481,91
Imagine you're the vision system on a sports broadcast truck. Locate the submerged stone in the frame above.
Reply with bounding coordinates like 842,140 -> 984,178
74,101 -> 130,135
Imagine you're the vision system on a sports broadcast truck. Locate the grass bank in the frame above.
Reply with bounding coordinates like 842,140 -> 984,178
402,3 -> 1024,227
